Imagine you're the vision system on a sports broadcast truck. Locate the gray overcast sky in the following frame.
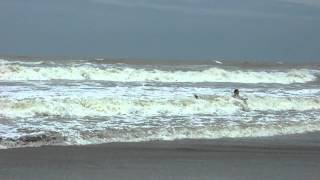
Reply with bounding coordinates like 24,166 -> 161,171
0,0 -> 319,62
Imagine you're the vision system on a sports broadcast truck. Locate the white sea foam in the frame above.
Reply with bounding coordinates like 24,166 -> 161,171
214,60 -> 223,64
1,58 -> 320,149
0,63 -> 317,84
1,95 -> 319,118
1,119 -> 320,148
0,59 -> 43,65
72,122 -> 320,144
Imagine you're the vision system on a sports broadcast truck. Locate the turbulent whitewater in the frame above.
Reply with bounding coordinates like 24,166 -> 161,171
0,59 -> 317,83
0,58 -> 319,148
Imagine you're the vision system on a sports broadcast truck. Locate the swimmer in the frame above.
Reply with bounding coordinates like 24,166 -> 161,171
232,89 -> 248,101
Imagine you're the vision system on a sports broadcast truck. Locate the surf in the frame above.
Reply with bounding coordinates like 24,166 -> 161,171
1,95 -> 320,118
0,61 -> 317,84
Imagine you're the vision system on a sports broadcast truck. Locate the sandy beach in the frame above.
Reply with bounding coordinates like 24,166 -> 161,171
1,132 -> 320,180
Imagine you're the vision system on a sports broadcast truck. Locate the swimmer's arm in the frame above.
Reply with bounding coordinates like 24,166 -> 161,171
238,96 -> 248,101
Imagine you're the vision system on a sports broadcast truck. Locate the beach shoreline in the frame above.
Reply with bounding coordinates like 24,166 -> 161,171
1,132 -> 320,180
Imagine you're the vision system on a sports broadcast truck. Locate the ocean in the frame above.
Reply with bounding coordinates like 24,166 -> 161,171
0,58 -> 319,148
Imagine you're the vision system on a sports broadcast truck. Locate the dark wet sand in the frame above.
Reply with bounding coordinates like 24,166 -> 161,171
1,132 -> 320,180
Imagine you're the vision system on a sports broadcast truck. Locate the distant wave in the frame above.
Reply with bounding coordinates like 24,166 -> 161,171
1,95 -> 319,118
0,60 -> 317,84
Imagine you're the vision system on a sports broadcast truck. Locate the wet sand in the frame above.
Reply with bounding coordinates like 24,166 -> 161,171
1,132 -> 320,180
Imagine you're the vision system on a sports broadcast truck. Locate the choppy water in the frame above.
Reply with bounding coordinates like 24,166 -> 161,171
0,58 -> 320,148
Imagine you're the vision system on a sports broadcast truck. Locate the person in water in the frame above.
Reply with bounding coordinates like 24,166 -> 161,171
232,89 -> 248,101
194,89 -> 248,101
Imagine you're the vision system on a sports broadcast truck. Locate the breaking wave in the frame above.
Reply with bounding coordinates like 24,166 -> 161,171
1,59 -> 320,149
1,121 -> 320,149
0,61 -> 317,84
1,95 -> 319,118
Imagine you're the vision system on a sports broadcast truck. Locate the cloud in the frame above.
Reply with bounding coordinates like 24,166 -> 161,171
281,0 -> 320,6
90,0 -> 293,18
91,0 -> 227,15
90,0 -> 318,20
92,0 -> 202,13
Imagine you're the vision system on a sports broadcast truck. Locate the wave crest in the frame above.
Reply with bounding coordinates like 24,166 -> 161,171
1,96 -> 319,118
0,63 -> 317,84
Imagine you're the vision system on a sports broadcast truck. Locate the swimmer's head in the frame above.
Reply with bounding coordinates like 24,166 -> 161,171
234,89 -> 239,96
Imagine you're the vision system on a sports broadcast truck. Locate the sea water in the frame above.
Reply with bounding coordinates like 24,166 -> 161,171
0,58 -> 319,148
